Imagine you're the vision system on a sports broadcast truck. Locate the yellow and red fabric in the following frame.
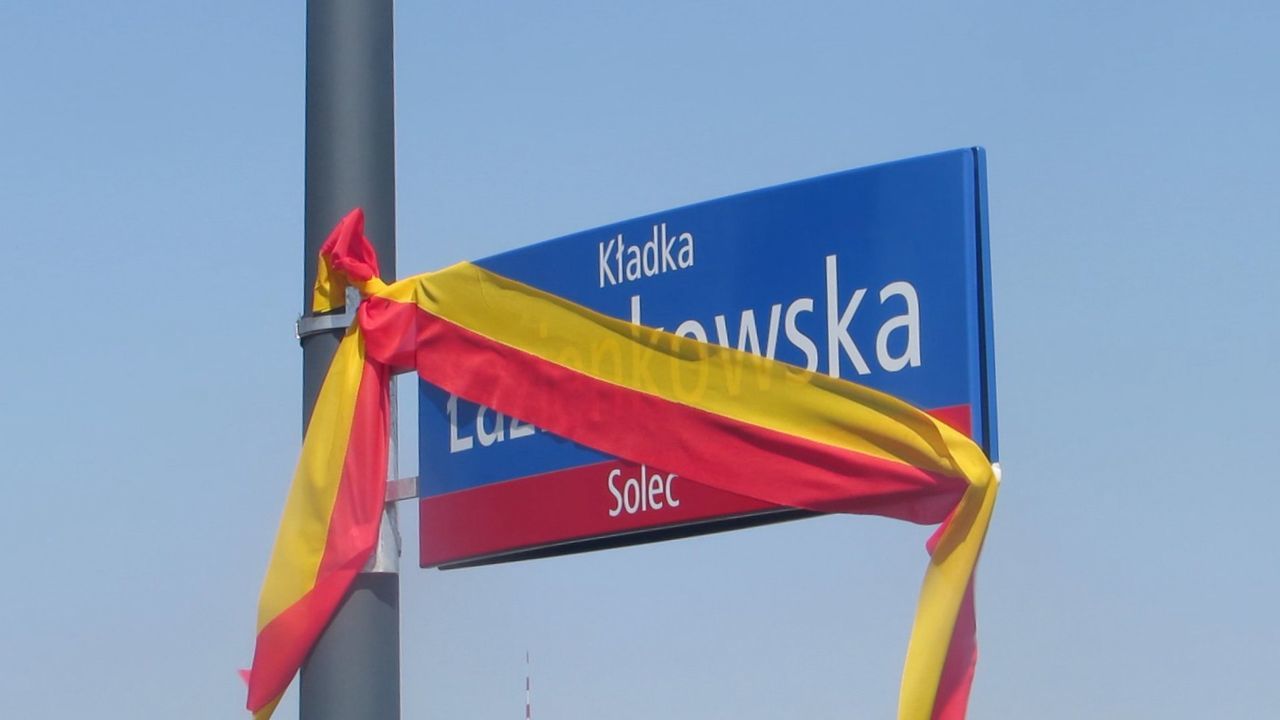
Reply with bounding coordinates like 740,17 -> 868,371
248,208 -> 999,720
246,213 -> 391,719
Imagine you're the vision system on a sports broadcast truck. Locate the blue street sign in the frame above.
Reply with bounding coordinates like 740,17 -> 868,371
419,148 -> 997,567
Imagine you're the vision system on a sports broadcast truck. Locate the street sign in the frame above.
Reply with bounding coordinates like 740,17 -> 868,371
419,148 -> 997,568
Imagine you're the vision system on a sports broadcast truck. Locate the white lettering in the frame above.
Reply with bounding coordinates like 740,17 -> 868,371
476,406 -> 505,447
646,473 -> 662,509
784,297 -> 819,371
598,234 -> 618,287
714,311 -> 757,354
643,226 -> 660,276
606,465 -> 679,517
674,319 -> 708,343
467,257 -> 926,460
630,295 -> 665,333
608,469 -> 624,517
447,394 -> 539,452
623,474 -> 641,513
447,394 -> 473,453
661,223 -> 677,271
876,281 -> 921,372
509,415 -> 536,439
624,244 -> 641,281
825,254 -> 871,377
596,225 -> 694,287
711,305 -> 780,358
677,232 -> 694,268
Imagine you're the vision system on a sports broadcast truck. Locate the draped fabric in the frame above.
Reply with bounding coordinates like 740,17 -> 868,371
248,209 -> 999,719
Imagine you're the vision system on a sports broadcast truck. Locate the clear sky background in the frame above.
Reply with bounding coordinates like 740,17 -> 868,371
2,2 -> 1277,718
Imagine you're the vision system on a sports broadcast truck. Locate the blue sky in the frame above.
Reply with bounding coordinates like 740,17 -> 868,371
2,2 -> 1277,718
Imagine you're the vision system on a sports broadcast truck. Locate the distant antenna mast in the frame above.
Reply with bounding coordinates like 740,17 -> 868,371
525,652 -> 532,720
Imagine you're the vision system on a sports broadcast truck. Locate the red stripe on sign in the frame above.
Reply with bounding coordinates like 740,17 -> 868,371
419,405 -> 971,567
927,403 -> 971,436
420,460 -> 783,567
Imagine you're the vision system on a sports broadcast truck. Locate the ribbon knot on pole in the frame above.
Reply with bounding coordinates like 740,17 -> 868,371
313,208 -> 388,313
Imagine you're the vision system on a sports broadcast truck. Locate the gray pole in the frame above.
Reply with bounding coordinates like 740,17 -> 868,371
300,1 -> 399,718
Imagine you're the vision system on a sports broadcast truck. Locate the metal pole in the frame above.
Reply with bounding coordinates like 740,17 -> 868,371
300,1 -> 399,718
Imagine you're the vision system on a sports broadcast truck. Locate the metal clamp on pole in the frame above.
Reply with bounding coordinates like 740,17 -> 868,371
385,476 -> 419,503
366,379 -> 402,574
296,286 -> 362,340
